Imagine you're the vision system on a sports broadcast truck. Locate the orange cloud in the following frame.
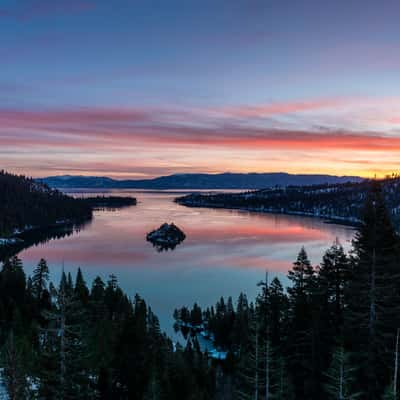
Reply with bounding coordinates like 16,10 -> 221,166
1,101 -> 400,178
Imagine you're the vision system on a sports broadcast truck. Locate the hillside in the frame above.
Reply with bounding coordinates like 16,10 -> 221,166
0,171 -> 92,238
39,172 -> 362,190
176,177 -> 400,227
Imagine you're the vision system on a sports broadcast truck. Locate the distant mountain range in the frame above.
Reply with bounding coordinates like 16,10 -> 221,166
38,173 -> 363,190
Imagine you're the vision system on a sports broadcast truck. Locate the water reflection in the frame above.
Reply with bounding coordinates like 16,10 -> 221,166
148,241 -> 183,252
17,190 -> 355,336
0,220 -> 91,261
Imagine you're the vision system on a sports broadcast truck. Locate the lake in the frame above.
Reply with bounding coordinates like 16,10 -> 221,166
18,190 -> 355,337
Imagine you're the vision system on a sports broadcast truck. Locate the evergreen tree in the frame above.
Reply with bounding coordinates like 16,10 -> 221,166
91,277 -> 105,302
3,330 -> 29,400
1,256 -> 26,309
287,247 -> 315,298
268,278 -> 289,350
346,183 -> 400,399
235,313 -> 261,400
315,240 -> 352,382
75,267 -> 89,305
32,258 -> 50,302
257,271 -> 271,400
89,276 -> 107,324
324,346 -> 360,400
67,273 -> 74,295
318,239 -> 351,333
270,354 -> 295,400
190,303 -> 203,326
39,272 -> 90,399
232,293 -> 251,353
286,248 -> 316,399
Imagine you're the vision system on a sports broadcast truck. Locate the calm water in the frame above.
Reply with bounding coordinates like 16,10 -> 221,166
18,190 -> 355,336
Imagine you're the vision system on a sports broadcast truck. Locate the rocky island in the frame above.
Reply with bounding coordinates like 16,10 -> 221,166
146,223 -> 186,251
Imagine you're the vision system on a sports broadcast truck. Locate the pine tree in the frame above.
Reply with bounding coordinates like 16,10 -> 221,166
1,256 -> 26,309
235,313 -> 261,400
346,183 -> 400,399
286,248 -> 316,400
90,276 -> 107,322
252,273 -> 294,400
287,247 -> 315,298
264,276 -> 292,400
39,271 -> 90,399
314,240 -> 352,381
324,346 -> 360,400
91,277 -> 105,302
318,239 -> 350,332
32,258 -> 49,302
270,354 -> 295,400
3,330 -> 29,400
190,303 -> 203,326
257,271 -> 271,400
75,267 -> 89,305
67,273 -> 74,296
232,293 -> 251,354
268,278 -> 289,350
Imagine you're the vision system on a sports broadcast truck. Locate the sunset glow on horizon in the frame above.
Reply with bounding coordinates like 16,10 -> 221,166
2,0 -> 400,179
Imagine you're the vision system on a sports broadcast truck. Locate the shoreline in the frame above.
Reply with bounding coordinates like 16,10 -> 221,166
0,196 -> 137,254
175,200 -> 361,229
0,218 -> 90,261
0,219 -> 74,245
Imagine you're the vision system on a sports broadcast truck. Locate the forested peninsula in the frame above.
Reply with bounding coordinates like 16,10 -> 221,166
176,175 -> 400,228
0,171 -> 92,238
0,171 -> 136,246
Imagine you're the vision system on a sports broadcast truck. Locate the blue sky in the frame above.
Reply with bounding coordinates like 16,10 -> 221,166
1,0 -> 400,178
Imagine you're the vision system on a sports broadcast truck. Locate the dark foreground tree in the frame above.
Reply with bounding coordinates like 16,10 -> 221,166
346,183 -> 400,399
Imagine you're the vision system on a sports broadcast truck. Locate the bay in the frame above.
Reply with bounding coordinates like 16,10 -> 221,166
18,189 -> 355,337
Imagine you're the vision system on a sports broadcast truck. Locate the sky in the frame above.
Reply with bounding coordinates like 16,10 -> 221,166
1,0 -> 400,179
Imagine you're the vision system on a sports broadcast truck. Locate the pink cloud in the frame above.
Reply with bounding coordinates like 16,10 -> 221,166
1,100 -> 400,179
1,106 -> 400,153
219,97 -> 348,118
